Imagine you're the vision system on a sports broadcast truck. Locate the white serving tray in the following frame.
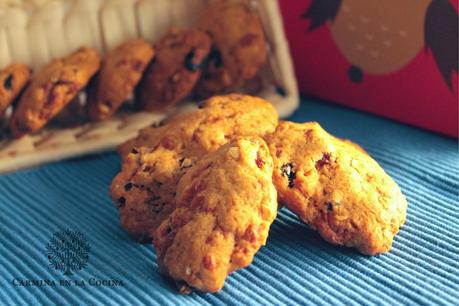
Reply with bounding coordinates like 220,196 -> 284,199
0,0 -> 298,173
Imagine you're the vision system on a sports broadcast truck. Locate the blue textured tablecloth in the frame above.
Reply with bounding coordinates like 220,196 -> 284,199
1,97 -> 458,306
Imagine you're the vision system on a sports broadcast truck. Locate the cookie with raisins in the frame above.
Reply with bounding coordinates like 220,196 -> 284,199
138,28 -> 211,111
196,1 -> 268,97
153,137 -> 277,292
111,94 -> 278,241
88,39 -> 154,120
9,47 -> 100,138
265,121 -> 407,255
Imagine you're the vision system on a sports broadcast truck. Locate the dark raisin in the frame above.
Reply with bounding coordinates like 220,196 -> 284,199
281,163 -> 296,188
326,202 -> 333,212
124,183 -> 133,191
131,147 -> 139,154
184,49 -> 203,72
275,86 -> 287,97
117,197 -> 126,208
3,74 -> 13,90
197,100 -> 206,109
315,153 -> 331,170
208,47 -> 223,68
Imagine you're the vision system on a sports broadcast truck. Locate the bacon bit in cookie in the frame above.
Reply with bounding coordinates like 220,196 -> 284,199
202,255 -> 217,270
255,152 -> 264,169
117,197 -> 126,208
304,129 -> 313,138
124,183 -> 133,191
276,148 -> 282,157
240,33 -> 258,46
206,236 -> 214,243
281,163 -> 296,188
3,74 -> 13,90
161,136 -> 175,150
315,153 -> 331,170
243,225 -> 258,243
326,202 -> 333,212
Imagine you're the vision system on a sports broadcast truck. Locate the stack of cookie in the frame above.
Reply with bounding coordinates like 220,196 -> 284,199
110,94 -> 408,293
0,1 -> 268,138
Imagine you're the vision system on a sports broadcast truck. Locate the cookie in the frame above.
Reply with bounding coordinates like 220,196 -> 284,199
110,146 -> 182,242
265,121 -> 407,255
0,63 -> 31,116
9,47 -> 100,138
111,94 -> 278,241
138,28 -> 211,111
153,137 -> 277,293
88,39 -> 154,120
196,1 -> 268,97
118,94 -> 278,158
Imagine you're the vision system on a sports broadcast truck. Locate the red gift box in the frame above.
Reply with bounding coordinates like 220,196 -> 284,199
280,0 -> 458,137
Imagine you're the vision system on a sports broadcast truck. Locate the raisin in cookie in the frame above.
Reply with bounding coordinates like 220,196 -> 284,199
265,121 -> 407,255
153,137 -> 277,293
196,1 -> 268,97
0,63 -> 31,116
138,28 -> 211,111
9,47 -> 100,138
111,94 -> 278,241
88,39 -> 154,120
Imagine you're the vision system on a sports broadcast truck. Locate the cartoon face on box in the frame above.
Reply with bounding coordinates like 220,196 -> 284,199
280,0 -> 458,137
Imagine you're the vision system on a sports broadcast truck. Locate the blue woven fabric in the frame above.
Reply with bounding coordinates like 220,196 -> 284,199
1,97 -> 458,306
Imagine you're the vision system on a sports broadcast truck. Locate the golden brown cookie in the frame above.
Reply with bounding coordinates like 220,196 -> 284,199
265,121 -> 407,255
153,137 -> 277,293
0,63 -> 31,116
118,94 -> 278,158
138,28 -> 211,111
9,47 -> 100,138
111,94 -> 278,241
87,39 -> 154,120
196,1 -> 268,97
110,146 -> 182,242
